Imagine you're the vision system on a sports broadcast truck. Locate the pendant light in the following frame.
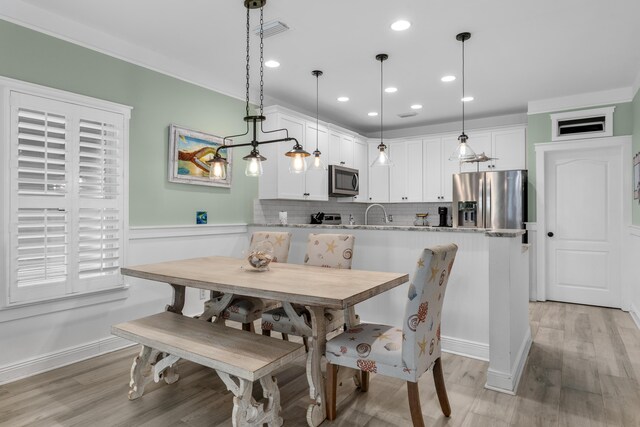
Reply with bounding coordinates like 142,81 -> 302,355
308,70 -> 326,172
209,0 -> 310,180
449,32 -> 477,162
371,53 -> 393,167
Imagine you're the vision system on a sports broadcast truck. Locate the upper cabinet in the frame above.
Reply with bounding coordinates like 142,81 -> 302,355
460,127 -> 526,172
368,142 -> 389,203
389,140 -> 423,203
423,136 -> 460,202
258,109 -> 328,201
328,128 -> 355,167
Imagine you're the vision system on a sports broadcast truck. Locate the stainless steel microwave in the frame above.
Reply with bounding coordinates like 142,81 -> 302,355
329,165 -> 359,197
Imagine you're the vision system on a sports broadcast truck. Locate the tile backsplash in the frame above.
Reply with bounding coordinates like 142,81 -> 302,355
253,199 -> 452,226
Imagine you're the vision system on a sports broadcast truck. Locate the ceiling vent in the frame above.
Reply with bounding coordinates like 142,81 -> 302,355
550,106 -> 615,141
398,112 -> 418,118
253,20 -> 290,38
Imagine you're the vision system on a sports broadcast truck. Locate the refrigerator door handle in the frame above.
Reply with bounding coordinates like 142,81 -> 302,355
485,174 -> 491,229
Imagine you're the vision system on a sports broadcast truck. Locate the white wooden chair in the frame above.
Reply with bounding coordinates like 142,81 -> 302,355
261,233 -> 355,342
222,231 -> 292,331
325,244 -> 458,427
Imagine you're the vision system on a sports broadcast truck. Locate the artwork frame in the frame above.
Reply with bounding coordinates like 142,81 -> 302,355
168,124 -> 232,188
634,152 -> 640,201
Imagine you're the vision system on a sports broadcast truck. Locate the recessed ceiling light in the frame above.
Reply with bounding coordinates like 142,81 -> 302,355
337,96 -> 350,102
264,60 -> 280,68
368,112 -> 378,117
441,75 -> 456,82
410,104 -> 423,110
385,87 -> 398,93
390,20 -> 411,31
461,96 -> 474,102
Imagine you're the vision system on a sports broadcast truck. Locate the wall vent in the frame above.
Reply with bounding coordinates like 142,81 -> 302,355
397,112 -> 418,118
550,106 -> 615,141
253,20 -> 290,38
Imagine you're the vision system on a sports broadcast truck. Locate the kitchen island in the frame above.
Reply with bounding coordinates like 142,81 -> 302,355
249,223 -> 530,395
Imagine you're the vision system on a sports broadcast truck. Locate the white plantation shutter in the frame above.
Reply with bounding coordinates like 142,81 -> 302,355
8,91 -> 127,304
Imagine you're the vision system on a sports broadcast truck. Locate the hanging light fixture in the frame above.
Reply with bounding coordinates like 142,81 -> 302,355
209,0 -> 309,180
371,53 -> 393,167
308,70 -> 326,172
449,32 -> 477,162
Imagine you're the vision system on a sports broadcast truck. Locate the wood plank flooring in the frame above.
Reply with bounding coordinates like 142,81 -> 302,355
1,302 -> 639,426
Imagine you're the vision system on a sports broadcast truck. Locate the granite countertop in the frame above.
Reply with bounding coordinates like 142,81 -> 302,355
249,223 -> 526,238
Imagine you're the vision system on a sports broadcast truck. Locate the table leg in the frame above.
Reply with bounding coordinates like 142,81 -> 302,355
128,345 -> 160,400
165,284 -> 186,314
305,306 -> 327,427
198,293 -> 234,323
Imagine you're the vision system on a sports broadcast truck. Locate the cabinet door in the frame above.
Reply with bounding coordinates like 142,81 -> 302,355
389,142 -> 407,203
405,140 -> 423,202
352,140 -> 368,203
492,128 -> 526,170
276,115 -> 306,199
441,136 -> 461,202
368,143 -> 389,202
340,135 -> 354,167
423,137 -> 443,202
328,132 -> 341,166
304,122 -> 329,200
460,132 -> 492,173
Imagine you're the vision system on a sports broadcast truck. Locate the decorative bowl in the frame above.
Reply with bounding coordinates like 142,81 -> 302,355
247,241 -> 274,271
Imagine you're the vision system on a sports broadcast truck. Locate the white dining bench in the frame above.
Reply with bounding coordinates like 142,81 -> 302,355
112,311 -> 306,427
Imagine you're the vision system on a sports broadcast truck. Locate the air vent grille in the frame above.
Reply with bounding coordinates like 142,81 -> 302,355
253,20 -> 290,38
558,116 -> 606,136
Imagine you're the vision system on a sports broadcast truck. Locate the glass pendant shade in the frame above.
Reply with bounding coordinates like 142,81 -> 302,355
308,150 -> 326,171
208,157 -> 228,180
243,150 -> 266,177
371,144 -> 393,167
449,134 -> 477,161
285,143 -> 310,174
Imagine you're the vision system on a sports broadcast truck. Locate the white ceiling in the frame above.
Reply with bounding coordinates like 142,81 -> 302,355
5,0 -> 640,134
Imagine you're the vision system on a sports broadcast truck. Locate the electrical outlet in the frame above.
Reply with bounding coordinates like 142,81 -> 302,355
199,289 -> 207,300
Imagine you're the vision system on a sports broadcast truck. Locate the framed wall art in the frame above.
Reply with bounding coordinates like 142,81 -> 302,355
168,124 -> 232,188
634,152 -> 640,201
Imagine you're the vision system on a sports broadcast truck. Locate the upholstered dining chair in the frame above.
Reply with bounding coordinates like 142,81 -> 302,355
261,233 -> 355,343
221,231 -> 292,332
325,244 -> 458,427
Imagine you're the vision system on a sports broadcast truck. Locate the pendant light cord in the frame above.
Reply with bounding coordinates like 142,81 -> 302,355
462,37 -> 465,135
316,73 -> 319,151
245,5 -> 250,118
380,57 -> 384,144
259,5 -> 264,116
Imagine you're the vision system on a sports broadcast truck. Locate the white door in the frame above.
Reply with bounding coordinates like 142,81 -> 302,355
545,146 -> 622,308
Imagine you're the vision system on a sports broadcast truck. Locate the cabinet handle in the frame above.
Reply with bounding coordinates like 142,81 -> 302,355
340,161 -> 345,165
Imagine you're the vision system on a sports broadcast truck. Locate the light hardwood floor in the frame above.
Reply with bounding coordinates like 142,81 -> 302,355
1,302 -> 639,427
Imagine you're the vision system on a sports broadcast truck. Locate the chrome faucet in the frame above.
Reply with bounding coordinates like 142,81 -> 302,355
364,204 -> 390,225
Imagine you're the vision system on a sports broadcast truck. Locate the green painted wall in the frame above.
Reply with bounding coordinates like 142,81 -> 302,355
634,90 -> 640,225
0,19 -> 257,226
526,102 -> 634,222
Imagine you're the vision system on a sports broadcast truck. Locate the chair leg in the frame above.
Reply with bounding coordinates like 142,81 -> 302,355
281,333 -> 289,341
325,363 -> 338,421
302,337 -> 309,352
262,329 -> 271,337
242,323 -> 252,332
432,357 -> 451,417
407,381 -> 425,427
360,371 -> 369,392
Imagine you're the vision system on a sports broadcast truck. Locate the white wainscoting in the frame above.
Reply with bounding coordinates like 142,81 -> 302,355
0,224 -> 249,385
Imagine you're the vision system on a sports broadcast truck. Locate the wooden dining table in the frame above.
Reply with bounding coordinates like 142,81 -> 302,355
121,256 -> 408,427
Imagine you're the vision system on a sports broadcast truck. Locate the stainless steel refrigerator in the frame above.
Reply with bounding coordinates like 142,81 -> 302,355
452,170 -> 527,230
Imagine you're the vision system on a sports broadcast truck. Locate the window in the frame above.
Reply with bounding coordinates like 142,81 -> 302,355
3,84 -> 130,306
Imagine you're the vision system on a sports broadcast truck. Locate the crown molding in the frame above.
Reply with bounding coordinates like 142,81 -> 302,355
0,0 -> 249,104
527,87 -> 634,115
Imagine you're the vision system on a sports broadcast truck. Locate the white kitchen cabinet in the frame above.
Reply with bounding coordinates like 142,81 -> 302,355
258,111 -> 328,201
367,142 -> 389,202
423,136 -> 461,202
328,130 -> 354,167
389,140 -> 423,202
459,127 -> 526,172
339,139 -> 369,203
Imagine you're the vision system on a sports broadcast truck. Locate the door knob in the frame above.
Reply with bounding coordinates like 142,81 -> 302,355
547,232 -> 554,237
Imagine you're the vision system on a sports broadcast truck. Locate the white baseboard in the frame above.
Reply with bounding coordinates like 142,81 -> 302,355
485,327 -> 532,395
441,335 -> 489,361
0,335 -> 135,385
630,304 -> 640,331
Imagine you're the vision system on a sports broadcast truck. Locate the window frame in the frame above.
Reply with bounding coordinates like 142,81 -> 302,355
0,76 -> 131,316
